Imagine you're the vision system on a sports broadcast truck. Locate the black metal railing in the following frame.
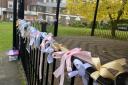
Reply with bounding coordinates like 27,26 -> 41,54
15,21 -> 128,85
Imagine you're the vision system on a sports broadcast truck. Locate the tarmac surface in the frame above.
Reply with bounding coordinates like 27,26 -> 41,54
0,36 -> 128,85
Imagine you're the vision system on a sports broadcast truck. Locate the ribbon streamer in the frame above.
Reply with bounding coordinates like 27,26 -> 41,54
53,48 -> 92,85
68,59 -> 92,85
91,57 -> 126,80
39,52 -> 43,79
73,59 -> 92,76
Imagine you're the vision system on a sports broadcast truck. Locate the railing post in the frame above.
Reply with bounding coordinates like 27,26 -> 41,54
54,0 -> 61,37
91,0 -> 99,36
18,0 -> 24,19
13,0 -> 17,49
41,21 -> 47,32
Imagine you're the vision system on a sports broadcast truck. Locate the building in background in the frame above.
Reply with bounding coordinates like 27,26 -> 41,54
0,0 -> 67,21
25,0 -> 66,20
0,0 -> 7,20
26,0 -> 66,13
0,0 -> 15,21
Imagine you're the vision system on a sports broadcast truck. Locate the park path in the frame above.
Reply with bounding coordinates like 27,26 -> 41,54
55,36 -> 128,70
0,36 -> 127,85
0,51 -> 26,85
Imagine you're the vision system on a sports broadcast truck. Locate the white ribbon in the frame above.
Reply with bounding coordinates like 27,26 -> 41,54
29,28 -> 37,46
68,59 -> 92,85
39,52 -> 43,79
18,20 -> 29,38
39,46 -> 54,80
45,46 -> 54,63
40,33 -> 54,53
34,32 -> 47,48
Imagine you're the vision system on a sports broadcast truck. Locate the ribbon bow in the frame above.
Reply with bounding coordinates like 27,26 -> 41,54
39,33 -> 55,79
17,20 -> 30,38
91,57 -> 126,80
29,28 -> 38,46
68,59 -> 92,85
40,33 -> 54,52
53,48 -> 92,85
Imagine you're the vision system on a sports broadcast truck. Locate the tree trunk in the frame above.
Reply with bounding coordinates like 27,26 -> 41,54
108,0 -> 127,38
108,14 -> 117,38
111,21 -> 117,37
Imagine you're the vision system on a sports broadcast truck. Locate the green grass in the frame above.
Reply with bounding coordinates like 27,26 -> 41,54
0,22 -> 13,51
47,24 -> 128,40
58,25 -> 91,36
47,24 -> 91,36
0,22 -> 127,52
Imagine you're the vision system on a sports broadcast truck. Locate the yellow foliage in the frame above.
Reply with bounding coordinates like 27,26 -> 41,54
66,0 -> 128,21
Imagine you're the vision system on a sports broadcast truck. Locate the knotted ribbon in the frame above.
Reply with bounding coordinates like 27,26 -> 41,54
53,48 -> 92,85
91,57 -> 126,80
40,33 -> 55,63
40,33 -> 54,51
29,28 -> 38,46
68,59 -> 92,85
39,33 -> 55,79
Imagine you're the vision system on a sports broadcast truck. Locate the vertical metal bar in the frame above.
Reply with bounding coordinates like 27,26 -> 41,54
40,53 -> 46,85
29,46 -> 32,85
54,0 -> 61,37
32,48 -> 35,85
13,0 -> 17,49
51,59 -> 56,85
88,77 -> 93,85
70,58 -> 76,85
86,67 -> 96,85
91,0 -> 99,36
70,69 -> 75,85
18,0 -> 24,19
37,50 -> 41,85
31,48 -> 34,85
34,48 -> 39,85
27,50 -> 30,85
45,62 -> 49,85
41,22 -> 47,32
33,48 -> 37,85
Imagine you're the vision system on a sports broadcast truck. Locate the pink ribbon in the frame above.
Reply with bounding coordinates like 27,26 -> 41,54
53,48 -> 92,85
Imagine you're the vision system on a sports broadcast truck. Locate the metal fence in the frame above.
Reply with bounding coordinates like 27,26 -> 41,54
11,0 -> 128,85
16,22 -> 128,85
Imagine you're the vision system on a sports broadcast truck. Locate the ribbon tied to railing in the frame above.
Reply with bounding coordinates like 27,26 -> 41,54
53,48 -> 92,85
68,59 -> 92,85
16,19 -> 127,85
91,57 -> 126,80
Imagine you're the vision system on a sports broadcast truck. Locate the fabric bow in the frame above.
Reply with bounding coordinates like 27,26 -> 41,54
68,59 -> 92,85
40,33 -> 54,52
53,48 -> 92,85
39,33 -> 55,79
29,28 -> 37,46
91,57 -> 126,80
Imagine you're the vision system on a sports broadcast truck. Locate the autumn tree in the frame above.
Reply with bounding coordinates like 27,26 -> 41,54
66,0 -> 128,37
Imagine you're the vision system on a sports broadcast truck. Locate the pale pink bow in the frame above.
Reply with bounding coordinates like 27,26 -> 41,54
53,48 -> 92,85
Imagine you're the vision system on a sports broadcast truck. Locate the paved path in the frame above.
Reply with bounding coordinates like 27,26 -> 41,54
55,36 -> 128,70
0,52 -> 25,85
0,36 -> 127,85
